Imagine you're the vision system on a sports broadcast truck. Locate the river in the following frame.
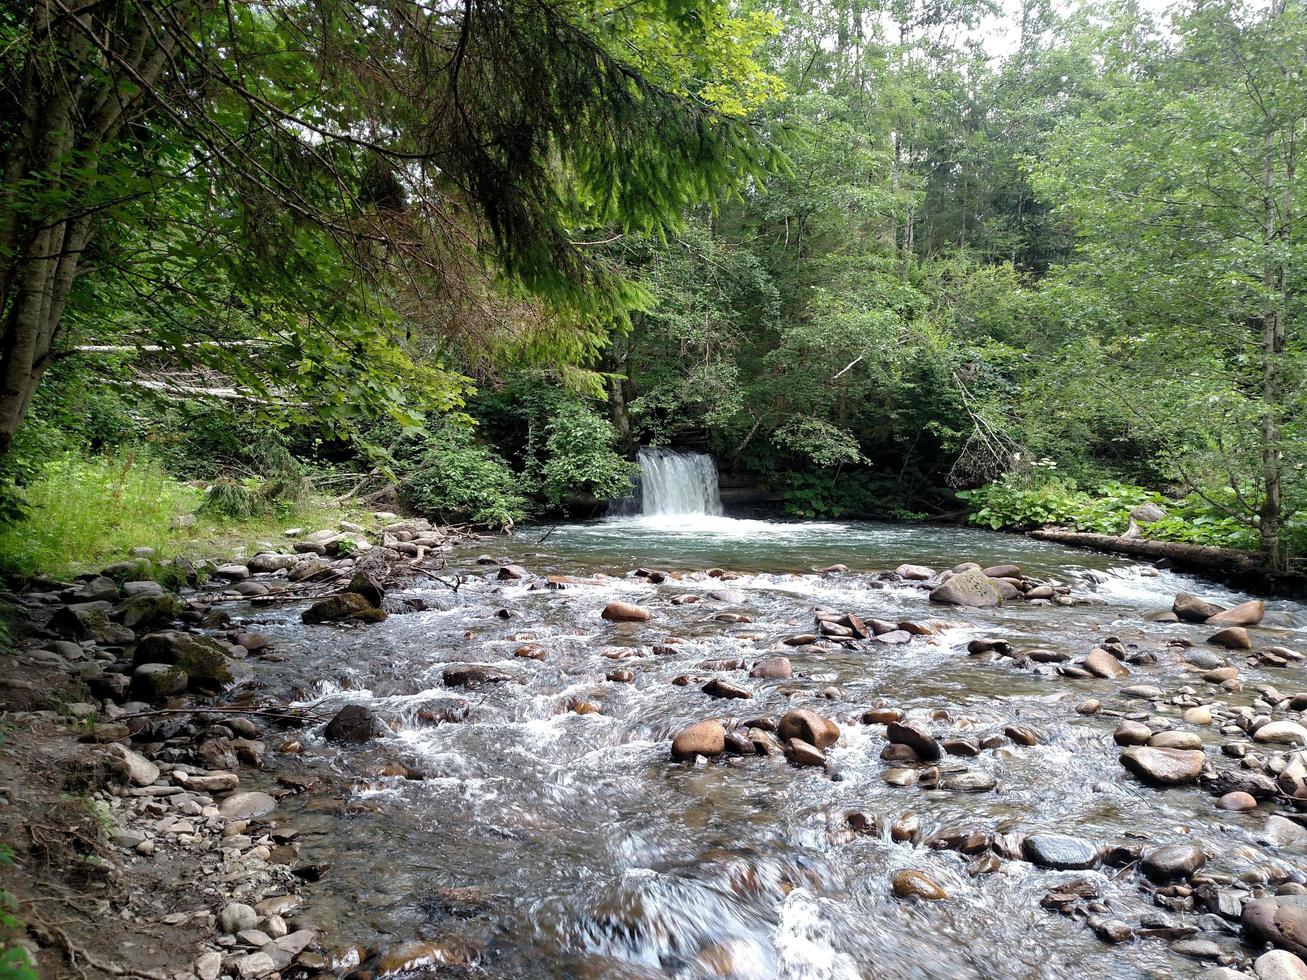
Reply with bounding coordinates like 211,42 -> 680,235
228,454 -> 1307,979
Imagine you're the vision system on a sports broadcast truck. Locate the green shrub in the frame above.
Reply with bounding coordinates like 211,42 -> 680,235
539,405 -> 638,505
401,428 -> 528,530
0,453 -> 201,576
956,476 -> 1085,530
958,474 -> 1298,555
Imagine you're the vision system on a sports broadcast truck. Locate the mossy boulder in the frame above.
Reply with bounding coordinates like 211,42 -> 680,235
301,592 -> 387,625
133,630 -> 235,691
115,593 -> 181,630
132,662 -> 189,699
50,602 -> 136,644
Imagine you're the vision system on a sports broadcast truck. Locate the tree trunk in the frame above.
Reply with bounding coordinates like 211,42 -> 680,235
1258,126 -> 1286,568
0,0 -> 186,457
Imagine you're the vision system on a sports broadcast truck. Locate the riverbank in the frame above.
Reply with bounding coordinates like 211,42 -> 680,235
0,513 -> 479,978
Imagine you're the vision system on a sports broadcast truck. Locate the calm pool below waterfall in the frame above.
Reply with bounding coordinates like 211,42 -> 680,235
231,514 -> 1307,979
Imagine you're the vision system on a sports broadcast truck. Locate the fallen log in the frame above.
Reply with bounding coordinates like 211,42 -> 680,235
1029,529 -> 1268,575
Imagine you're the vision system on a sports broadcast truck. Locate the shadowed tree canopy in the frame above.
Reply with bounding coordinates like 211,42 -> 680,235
0,0 -> 783,451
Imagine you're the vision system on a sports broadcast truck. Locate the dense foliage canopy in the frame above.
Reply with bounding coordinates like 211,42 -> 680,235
3,0 -> 1304,566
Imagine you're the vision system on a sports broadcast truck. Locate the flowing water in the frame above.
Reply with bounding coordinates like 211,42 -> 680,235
611,449 -> 724,518
228,496 -> 1307,978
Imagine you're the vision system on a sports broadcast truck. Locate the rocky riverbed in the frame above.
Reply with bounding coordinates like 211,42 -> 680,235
4,515 -> 1307,979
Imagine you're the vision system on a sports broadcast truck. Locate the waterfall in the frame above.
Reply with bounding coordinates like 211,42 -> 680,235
613,448 -> 723,517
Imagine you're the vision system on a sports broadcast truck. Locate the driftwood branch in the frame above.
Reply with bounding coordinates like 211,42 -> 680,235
1029,528 -> 1268,574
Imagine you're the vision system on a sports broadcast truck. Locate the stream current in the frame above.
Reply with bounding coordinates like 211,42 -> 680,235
232,515 -> 1307,979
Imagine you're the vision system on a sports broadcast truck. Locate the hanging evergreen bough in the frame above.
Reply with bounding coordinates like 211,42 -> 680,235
0,0 -> 783,457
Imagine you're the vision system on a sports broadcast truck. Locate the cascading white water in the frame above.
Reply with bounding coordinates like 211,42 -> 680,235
624,447 -> 723,516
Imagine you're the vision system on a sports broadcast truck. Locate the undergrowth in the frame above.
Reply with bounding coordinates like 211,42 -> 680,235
0,452 -> 357,578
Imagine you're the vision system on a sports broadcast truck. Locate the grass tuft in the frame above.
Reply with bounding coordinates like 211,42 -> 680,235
0,452 -> 361,579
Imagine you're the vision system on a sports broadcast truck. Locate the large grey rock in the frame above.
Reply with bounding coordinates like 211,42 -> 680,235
100,744 -> 160,787
131,662 -> 188,698
1023,834 -> 1098,870
219,791 -> 276,821
134,630 -> 236,691
1119,746 -> 1204,785
929,569 -> 1002,607
324,704 -> 383,742
220,902 -> 258,933
115,592 -> 180,629
50,601 -> 134,644
301,593 -> 385,625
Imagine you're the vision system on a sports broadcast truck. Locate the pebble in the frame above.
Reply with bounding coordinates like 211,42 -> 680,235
890,869 -> 948,900
1217,791 -> 1258,811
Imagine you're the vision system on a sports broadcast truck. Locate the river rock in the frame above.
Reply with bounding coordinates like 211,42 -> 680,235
601,602 -> 651,622
1004,724 -> 1041,746
497,564 -> 530,581
702,678 -> 751,700
929,569 -> 1002,607
1114,720 -> 1152,745
1185,706 -> 1214,725
1023,834 -> 1098,870
325,704 -> 383,742
982,563 -> 1021,579
1255,721 -> 1307,746
1141,843 -> 1207,882
784,738 -> 826,768
886,721 -> 940,761
1208,599 -> 1265,627
1261,815 -> 1307,848
1244,894 -> 1307,958
1084,648 -> 1131,678
1280,753 -> 1307,800
1150,731 -> 1203,750
443,666 -> 510,688
749,657 -> 793,679
345,571 -> 386,606
671,721 -> 726,760
1255,950 -> 1307,980
214,563 -> 250,581
863,708 -> 903,725
1175,593 -> 1226,622
894,563 -> 935,580
1218,791 -> 1257,811
301,593 -> 386,625
891,869 -> 948,900
220,902 -> 259,933
778,710 -> 839,750
1209,627 -> 1253,650
941,771 -> 996,792
100,743 -> 160,786
219,791 -> 276,821
1119,746 -> 1205,785
247,553 -> 297,574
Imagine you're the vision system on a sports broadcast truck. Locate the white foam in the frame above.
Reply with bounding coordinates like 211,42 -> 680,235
773,889 -> 863,980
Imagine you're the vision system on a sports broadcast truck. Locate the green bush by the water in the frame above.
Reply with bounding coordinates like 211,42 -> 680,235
957,476 -> 1301,554
0,453 -> 200,575
0,452 -> 355,577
